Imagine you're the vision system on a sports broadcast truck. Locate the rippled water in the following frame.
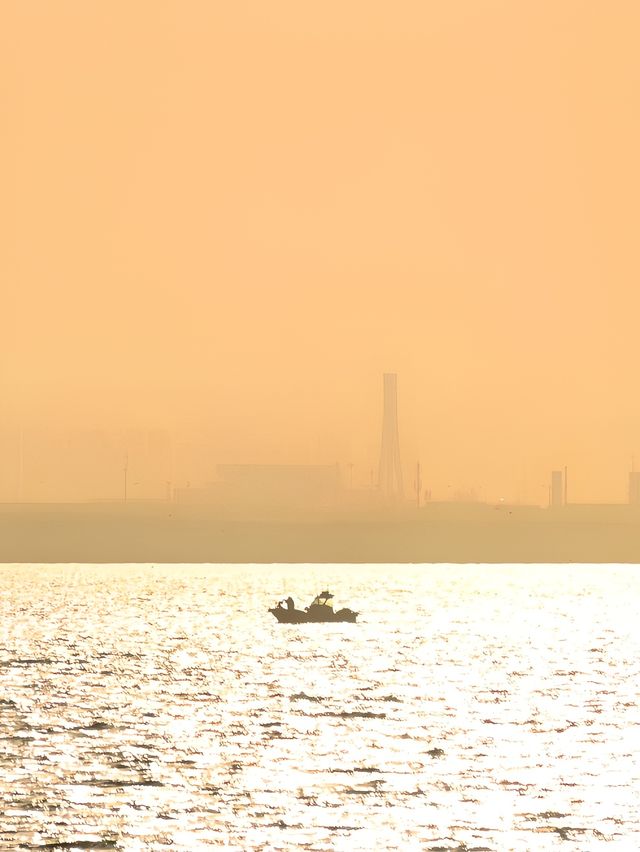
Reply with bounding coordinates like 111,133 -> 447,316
1,563 -> 639,850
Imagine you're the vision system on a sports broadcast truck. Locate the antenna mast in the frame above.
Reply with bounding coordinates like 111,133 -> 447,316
378,373 -> 403,500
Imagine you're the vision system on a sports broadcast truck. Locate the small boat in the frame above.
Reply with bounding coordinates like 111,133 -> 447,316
269,590 -> 358,623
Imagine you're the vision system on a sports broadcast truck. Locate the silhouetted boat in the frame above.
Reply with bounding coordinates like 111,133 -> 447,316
269,591 -> 358,623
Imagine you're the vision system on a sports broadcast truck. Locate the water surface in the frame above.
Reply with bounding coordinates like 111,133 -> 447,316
1,563 -> 638,850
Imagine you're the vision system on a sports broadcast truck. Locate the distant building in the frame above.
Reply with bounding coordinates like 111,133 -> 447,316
173,482 -> 226,505
216,464 -> 342,509
629,471 -> 640,505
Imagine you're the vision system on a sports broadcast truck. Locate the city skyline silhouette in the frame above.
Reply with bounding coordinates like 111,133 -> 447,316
2,366 -> 640,507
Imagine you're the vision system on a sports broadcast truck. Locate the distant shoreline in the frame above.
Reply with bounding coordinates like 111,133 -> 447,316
2,502 -> 640,563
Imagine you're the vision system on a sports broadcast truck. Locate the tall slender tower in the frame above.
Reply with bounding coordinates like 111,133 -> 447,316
18,428 -> 24,502
378,373 -> 403,499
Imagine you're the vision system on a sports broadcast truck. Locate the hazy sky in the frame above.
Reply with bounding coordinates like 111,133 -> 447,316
3,2 -> 640,502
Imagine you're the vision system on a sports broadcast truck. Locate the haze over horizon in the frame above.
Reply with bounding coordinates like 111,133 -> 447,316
3,2 -> 640,505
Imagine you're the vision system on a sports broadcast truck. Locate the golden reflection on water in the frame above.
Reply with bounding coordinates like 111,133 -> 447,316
0,563 -> 639,850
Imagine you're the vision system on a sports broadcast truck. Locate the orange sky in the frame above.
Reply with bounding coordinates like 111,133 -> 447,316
2,1 -> 640,503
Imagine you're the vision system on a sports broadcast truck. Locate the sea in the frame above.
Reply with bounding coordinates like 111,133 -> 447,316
0,563 -> 639,851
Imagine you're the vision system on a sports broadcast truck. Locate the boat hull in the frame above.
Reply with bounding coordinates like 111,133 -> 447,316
269,607 -> 358,623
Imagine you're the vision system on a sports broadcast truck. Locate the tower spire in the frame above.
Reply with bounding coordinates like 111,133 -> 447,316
378,373 -> 403,500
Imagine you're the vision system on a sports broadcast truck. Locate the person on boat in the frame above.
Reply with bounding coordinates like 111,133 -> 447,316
285,596 -> 295,610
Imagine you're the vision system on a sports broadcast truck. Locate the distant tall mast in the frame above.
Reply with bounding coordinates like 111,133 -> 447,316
18,429 -> 24,502
378,373 -> 403,499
